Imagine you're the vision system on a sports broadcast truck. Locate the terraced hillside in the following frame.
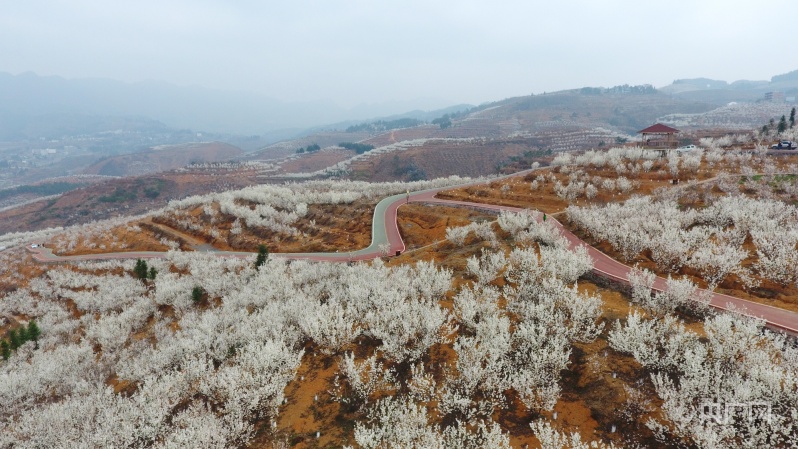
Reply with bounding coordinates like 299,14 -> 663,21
263,88 -> 714,181
83,142 -> 244,177
0,165 -> 270,234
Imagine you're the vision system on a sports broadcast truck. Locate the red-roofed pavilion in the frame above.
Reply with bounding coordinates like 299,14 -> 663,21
639,123 -> 679,149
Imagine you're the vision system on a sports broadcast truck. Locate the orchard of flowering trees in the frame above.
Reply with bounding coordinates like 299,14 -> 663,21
4,134 -> 798,447
335,211 -> 608,447
567,194 -> 798,289
608,295 -> 798,447
0,206 -> 613,447
156,176 -> 481,240
0,176 -> 480,257
545,139 -> 798,446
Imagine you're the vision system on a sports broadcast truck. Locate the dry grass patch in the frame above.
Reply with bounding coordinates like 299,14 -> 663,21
397,203 -> 496,251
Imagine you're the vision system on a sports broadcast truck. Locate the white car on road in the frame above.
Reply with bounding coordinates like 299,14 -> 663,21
771,141 -> 797,150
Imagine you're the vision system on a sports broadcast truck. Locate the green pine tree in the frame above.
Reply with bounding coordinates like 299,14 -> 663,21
777,115 -> 788,133
134,259 -> 149,279
255,244 -> 269,269
1,340 -> 9,361
27,320 -> 41,349
790,107 -> 796,128
191,286 -> 204,303
148,267 -> 158,280
17,326 -> 29,344
8,329 -> 19,350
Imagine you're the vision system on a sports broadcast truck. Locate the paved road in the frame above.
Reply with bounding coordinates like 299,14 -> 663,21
26,169 -> 798,335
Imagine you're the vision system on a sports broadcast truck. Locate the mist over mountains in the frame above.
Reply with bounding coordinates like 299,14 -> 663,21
0,72 -> 454,139
1,69 -> 797,143
658,69 -> 798,104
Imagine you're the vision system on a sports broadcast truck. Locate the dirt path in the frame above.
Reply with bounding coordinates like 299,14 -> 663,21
142,218 -> 208,248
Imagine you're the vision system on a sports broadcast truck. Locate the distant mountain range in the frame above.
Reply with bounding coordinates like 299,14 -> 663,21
0,72 -> 457,139
658,69 -> 798,104
1,69 -> 796,144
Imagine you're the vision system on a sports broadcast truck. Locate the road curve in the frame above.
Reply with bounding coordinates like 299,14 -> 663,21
26,169 -> 798,336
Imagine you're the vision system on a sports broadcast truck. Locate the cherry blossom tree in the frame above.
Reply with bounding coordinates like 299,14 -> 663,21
610,310 -> 798,448
351,398 -> 512,449
531,420 -> 620,449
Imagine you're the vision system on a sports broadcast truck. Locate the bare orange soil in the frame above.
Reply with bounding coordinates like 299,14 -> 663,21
349,139 -> 538,181
396,203 -> 496,251
279,149 -> 355,175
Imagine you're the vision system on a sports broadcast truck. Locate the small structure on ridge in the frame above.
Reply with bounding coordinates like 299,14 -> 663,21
638,123 -> 679,149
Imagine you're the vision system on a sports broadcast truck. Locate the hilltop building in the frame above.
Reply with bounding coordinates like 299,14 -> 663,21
765,91 -> 785,102
638,123 -> 679,149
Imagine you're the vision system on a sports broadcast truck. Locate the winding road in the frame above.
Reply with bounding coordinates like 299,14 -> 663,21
27,170 -> 798,336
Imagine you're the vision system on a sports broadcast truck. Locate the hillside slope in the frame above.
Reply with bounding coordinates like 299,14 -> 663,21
83,142 -> 243,177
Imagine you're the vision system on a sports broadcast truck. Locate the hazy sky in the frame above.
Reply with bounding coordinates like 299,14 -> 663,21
2,0 -> 796,109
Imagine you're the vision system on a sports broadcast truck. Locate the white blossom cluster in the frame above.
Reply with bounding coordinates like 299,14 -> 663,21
336,211 -> 603,447
52,221 -> 172,254
609,310 -> 798,448
550,145 -> 728,191
627,265 -> 711,316
496,210 -> 569,248
0,226 -> 64,251
0,175 -> 478,256
660,102 -> 792,130
530,421 -> 620,449
1,253 -> 313,447
0,252 -> 438,445
718,166 -> 798,203
445,220 -> 497,247
349,398 -> 512,449
160,176 -> 478,237
508,127 -> 631,154
555,147 -> 661,169
0,209 -> 173,255
548,169 -> 639,202
545,146 -> 716,203
0,248 -> 493,447
568,194 -> 798,288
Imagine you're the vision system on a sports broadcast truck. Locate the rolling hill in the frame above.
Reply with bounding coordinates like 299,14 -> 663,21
82,142 -> 243,177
